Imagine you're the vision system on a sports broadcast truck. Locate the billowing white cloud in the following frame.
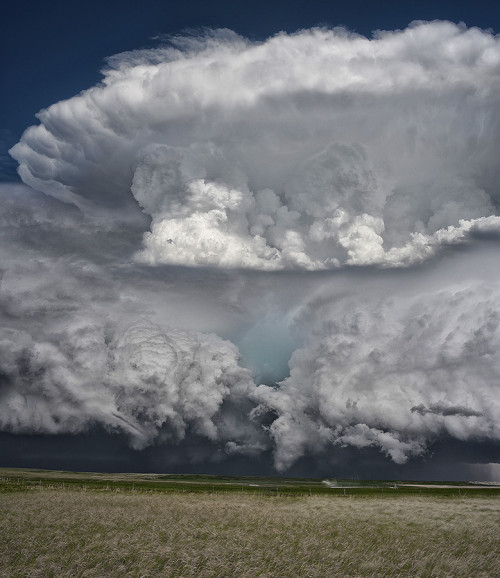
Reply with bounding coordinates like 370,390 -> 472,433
255,280 -> 500,471
0,314 -> 267,455
10,22 -> 500,270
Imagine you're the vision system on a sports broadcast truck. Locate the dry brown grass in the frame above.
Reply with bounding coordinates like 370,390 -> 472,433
0,489 -> 498,577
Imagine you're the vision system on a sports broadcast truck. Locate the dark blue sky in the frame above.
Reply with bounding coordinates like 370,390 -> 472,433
2,0 -> 500,180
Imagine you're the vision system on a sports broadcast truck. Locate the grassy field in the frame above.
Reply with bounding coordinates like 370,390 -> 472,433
0,469 -> 499,577
1,467 -> 499,497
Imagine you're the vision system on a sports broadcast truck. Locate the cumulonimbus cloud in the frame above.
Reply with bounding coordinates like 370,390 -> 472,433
10,21 -> 500,269
3,22 -> 500,478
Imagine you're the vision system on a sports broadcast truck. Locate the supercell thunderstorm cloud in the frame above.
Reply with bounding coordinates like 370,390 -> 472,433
2,21 -> 500,478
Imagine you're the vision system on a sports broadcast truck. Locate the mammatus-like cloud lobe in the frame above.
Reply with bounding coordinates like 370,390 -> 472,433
10,22 -> 500,270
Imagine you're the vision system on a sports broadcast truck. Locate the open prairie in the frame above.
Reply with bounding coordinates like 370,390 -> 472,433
0,469 -> 499,577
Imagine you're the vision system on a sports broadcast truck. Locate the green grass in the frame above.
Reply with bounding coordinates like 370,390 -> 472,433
0,467 -> 499,498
